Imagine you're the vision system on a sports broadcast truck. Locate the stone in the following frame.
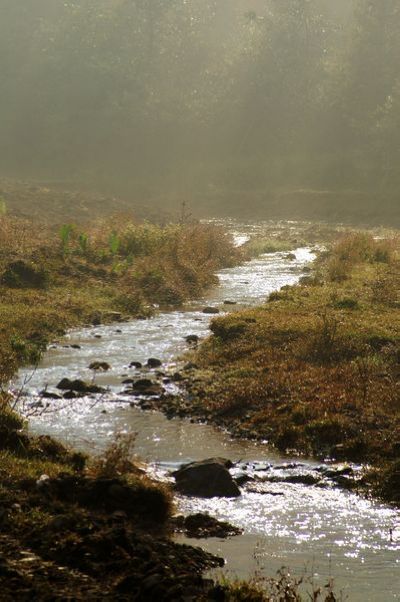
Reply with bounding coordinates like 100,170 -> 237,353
172,458 -> 240,498
185,335 -> 199,344
130,361 -> 142,369
147,358 -> 162,368
172,513 -> 242,538
202,307 -> 220,314
56,378 -> 105,394
124,379 -> 163,397
57,378 -> 73,390
89,361 -> 111,371
40,390 -> 62,400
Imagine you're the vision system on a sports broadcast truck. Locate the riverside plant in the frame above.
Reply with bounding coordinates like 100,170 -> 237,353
60,223 -> 74,255
0,214 -> 240,387
185,230 -> 399,496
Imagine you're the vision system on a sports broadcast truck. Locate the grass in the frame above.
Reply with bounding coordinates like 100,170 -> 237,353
184,231 -> 400,503
0,214 -> 240,383
244,237 -> 299,256
0,210 -> 241,597
219,567 -> 339,601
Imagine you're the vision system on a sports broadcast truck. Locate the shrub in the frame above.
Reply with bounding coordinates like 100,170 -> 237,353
332,297 -> 359,310
211,318 -> 248,342
10,334 -> 43,365
326,257 -> 351,282
380,461 -> 400,503
2,260 -> 49,289
0,401 -> 24,432
333,232 -> 394,265
114,291 -> 145,314
90,432 -> 137,478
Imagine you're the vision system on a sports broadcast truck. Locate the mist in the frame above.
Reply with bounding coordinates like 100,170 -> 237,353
1,0 -> 399,222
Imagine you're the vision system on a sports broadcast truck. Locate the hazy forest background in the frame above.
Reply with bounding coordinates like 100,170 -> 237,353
1,0 -> 399,222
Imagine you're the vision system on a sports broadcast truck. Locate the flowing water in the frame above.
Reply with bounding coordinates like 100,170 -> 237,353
17,221 -> 400,601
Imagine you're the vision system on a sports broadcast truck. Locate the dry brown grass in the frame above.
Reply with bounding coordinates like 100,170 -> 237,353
186,233 -> 400,480
0,215 -> 240,386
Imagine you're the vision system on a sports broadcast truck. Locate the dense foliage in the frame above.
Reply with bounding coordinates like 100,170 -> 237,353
1,1 -> 399,221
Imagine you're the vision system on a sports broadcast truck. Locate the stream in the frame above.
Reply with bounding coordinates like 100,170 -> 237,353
17,221 -> 400,601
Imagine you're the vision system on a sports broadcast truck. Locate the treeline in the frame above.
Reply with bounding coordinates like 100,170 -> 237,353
1,1 -> 399,221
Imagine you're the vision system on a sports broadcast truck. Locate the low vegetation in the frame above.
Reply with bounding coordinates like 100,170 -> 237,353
184,232 -> 400,503
0,211 -> 243,598
0,213 -> 240,382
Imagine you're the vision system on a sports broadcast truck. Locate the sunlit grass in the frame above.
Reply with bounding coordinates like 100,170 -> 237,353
0,215 -> 241,383
186,231 -> 400,499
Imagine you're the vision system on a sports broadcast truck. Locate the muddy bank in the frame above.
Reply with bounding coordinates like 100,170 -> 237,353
0,435 -> 233,601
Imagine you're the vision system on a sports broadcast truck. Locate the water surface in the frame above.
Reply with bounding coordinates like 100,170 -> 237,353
17,221 -> 400,601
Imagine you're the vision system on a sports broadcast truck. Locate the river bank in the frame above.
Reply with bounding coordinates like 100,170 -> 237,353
0,216 -> 252,600
16,220 -> 400,600
168,232 -> 400,505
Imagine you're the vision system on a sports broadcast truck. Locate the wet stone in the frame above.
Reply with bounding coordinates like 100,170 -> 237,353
147,358 -> 162,368
89,361 -> 111,371
202,307 -> 220,314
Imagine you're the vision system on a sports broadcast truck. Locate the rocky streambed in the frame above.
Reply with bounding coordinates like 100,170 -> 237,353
16,221 -> 400,601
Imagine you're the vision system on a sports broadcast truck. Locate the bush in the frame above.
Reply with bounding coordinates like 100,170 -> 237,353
245,237 -> 295,257
0,402 -> 24,432
326,257 -> 351,282
211,318 -> 248,342
2,260 -> 49,289
90,432 -> 137,478
333,232 -> 394,265
380,461 -> 400,503
332,297 -> 359,310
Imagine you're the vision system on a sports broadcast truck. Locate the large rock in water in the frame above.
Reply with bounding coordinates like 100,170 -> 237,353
172,458 -> 240,498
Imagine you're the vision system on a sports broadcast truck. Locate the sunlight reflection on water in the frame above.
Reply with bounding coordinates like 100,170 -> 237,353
17,220 -> 400,600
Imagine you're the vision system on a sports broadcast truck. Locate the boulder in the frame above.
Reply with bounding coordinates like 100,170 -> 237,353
40,390 -> 62,400
89,361 -> 111,371
56,378 -> 105,394
185,335 -> 199,344
57,378 -> 74,390
172,513 -> 242,538
172,458 -> 240,498
147,358 -> 162,368
202,307 -> 220,314
125,379 -> 163,397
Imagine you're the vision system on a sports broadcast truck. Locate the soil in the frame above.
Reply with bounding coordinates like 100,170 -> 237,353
0,462 -> 227,601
